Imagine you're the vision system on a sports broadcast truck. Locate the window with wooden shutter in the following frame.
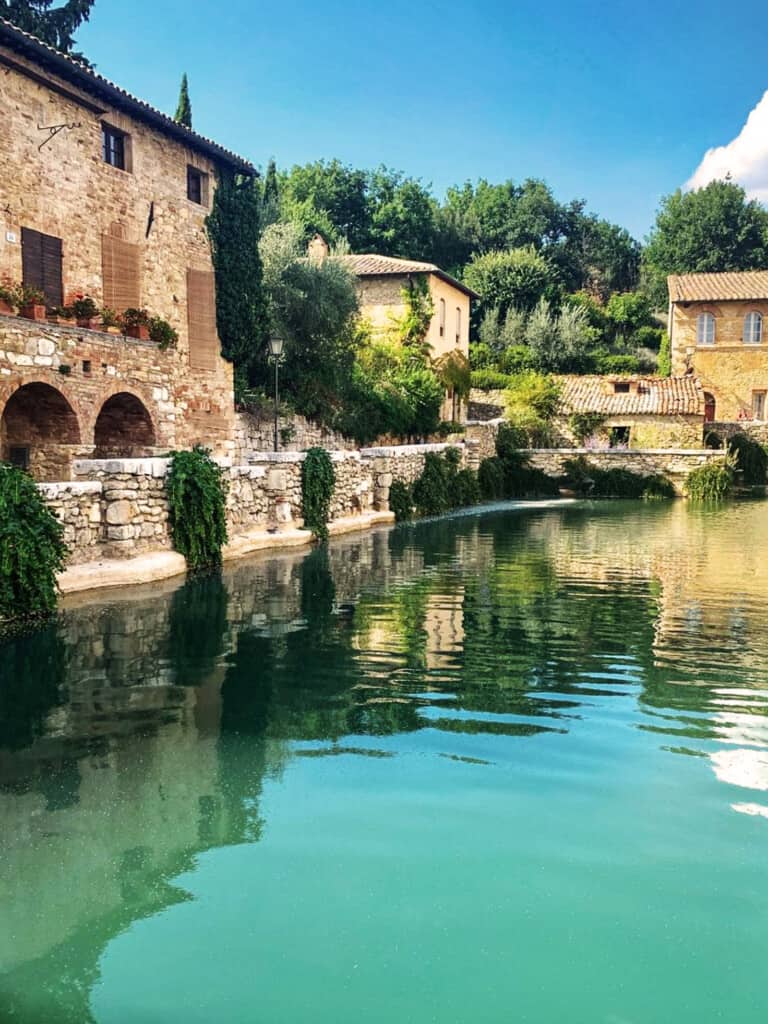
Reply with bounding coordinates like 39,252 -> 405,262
187,269 -> 218,371
101,234 -> 140,312
21,227 -> 63,307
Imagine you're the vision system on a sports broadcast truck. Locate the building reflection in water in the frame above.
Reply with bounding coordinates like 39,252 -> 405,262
2,504 -> 768,1019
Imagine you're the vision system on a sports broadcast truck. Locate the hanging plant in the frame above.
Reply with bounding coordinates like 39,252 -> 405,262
0,462 -> 68,623
301,447 -> 335,541
167,446 -> 228,568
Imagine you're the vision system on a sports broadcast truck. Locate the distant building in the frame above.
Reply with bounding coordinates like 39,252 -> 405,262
0,18 -> 250,478
557,374 -> 705,449
668,271 -> 768,425
308,236 -> 478,421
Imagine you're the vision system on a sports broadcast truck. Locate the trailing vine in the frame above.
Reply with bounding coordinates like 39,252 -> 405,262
301,447 -> 336,541
0,462 -> 68,623
167,446 -> 228,569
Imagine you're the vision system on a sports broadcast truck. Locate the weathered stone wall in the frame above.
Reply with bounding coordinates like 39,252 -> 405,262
523,448 -> 721,494
671,299 -> 768,421
38,481 -> 103,564
0,45 -> 235,462
233,410 -> 354,457
708,420 -> 768,444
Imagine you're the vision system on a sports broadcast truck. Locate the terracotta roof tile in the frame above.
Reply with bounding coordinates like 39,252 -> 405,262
557,375 -> 703,417
668,271 -> 768,303
340,254 -> 479,299
0,17 -> 254,172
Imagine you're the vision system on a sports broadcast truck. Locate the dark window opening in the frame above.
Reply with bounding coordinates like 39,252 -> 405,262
704,392 -> 716,422
82,360 -> 92,375
9,445 -> 30,470
21,227 -> 63,308
610,426 -> 631,447
187,166 -> 205,204
613,382 -> 630,394
102,124 -> 126,169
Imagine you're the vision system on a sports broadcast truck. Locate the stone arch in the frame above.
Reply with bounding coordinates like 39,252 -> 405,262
94,391 -> 157,458
0,381 -> 82,481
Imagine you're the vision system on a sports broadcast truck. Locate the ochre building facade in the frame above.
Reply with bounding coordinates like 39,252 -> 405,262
0,18 -> 250,478
668,271 -> 768,424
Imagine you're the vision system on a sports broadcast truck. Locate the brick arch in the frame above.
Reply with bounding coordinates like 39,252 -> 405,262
83,382 -> 160,441
93,388 -> 158,458
0,380 -> 83,481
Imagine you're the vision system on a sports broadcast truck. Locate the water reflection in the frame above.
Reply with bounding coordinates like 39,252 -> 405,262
2,501 -> 768,1021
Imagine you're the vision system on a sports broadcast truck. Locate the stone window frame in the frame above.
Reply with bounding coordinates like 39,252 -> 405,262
752,390 -> 766,421
743,311 -> 763,345
696,310 -> 716,346
186,164 -> 210,207
101,121 -> 133,173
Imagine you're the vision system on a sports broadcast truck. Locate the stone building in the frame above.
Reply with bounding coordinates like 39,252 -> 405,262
0,18 -> 251,479
668,270 -> 768,425
556,374 -> 705,448
308,235 -> 478,421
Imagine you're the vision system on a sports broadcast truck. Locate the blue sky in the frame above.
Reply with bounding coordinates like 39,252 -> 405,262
77,0 -> 768,240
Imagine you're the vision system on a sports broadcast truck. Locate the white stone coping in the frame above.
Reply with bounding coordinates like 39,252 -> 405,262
360,442 -> 458,458
74,457 -> 171,477
38,480 -> 102,498
522,448 -> 719,456
465,419 -> 505,427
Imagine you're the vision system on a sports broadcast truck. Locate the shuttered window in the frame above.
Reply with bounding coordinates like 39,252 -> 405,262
101,234 -> 140,312
187,269 -> 218,370
21,228 -> 63,307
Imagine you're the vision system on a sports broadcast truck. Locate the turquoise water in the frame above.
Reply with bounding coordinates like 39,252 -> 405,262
1,500 -> 768,1023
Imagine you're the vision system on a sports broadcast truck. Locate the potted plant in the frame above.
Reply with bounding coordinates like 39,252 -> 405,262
70,295 -> 101,330
121,307 -> 151,341
17,284 -> 47,321
149,315 -> 179,351
100,306 -> 123,335
0,278 -> 18,316
47,305 -> 77,326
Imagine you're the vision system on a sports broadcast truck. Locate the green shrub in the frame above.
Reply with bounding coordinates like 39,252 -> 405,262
0,462 -> 68,623
167,446 -> 228,568
498,345 -> 536,375
569,411 -> 606,444
455,468 -> 481,506
685,460 -> 734,501
642,474 -> 676,500
389,480 -> 413,522
657,331 -> 671,377
704,430 -> 723,450
728,433 -> 768,484
504,371 -> 561,446
495,421 -> 529,461
632,325 -> 663,349
593,353 -> 642,374
413,452 -> 452,516
478,456 -> 506,500
301,447 -> 336,541
471,369 -> 513,391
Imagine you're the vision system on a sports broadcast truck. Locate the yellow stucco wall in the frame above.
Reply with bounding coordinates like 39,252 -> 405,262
670,300 -> 768,421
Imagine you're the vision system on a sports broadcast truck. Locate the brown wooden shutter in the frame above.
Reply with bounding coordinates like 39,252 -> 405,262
21,227 -> 62,307
187,269 -> 218,371
101,234 -> 140,311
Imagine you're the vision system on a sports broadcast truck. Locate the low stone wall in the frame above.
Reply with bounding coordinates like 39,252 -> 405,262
43,443 -> 468,569
233,410 -> 354,458
523,448 -> 721,493
708,421 -> 768,445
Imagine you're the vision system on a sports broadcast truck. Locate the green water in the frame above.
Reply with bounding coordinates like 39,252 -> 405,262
1,500 -> 768,1023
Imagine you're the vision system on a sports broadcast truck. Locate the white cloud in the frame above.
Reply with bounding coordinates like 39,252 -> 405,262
686,91 -> 768,203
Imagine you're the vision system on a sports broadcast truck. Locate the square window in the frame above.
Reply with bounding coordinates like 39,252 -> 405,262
187,166 -> 208,205
613,382 -> 630,394
9,445 -> 30,470
102,124 -> 128,170
82,360 -> 92,375
752,391 -> 766,420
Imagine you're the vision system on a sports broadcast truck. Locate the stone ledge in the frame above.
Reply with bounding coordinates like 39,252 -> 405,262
0,310 -> 159,349
74,457 -> 171,477
360,443 -> 456,458
38,480 -> 102,498
521,448 -> 719,456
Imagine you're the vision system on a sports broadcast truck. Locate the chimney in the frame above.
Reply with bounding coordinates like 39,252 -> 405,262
308,234 -> 329,263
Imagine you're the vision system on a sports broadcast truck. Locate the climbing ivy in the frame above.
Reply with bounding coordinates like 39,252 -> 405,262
0,462 -> 68,623
167,446 -> 228,569
301,447 -> 336,541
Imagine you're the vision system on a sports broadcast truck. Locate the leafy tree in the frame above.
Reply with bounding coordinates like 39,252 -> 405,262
261,158 -> 280,229
605,291 -> 654,343
206,172 -> 269,389
279,159 -> 370,248
1,0 -> 94,59
504,371 -> 562,446
433,349 -> 471,421
174,72 -> 192,128
464,247 -> 556,318
657,331 -> 671,376
644,179 -> 768,305
367,168 -> 436,259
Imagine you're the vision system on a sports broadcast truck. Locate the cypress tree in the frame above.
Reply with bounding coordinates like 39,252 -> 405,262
174,72 -> 192,128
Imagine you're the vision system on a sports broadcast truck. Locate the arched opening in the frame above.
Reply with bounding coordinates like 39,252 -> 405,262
0,383 -> 81,481
704,392 -> 716,422
94,392 -> 156,458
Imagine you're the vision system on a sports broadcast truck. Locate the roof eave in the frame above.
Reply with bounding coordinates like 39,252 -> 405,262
0,19 -> 255,174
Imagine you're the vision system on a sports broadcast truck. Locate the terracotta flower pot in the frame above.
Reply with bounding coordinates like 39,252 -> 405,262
0,298 -> 15,315
21,303 -> 47,321
125,323 -> 150,340
77,317 -> 101,330
49,315 -> 77,327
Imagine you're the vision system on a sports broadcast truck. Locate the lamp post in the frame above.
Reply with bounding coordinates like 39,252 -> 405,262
268,336 -> 285,452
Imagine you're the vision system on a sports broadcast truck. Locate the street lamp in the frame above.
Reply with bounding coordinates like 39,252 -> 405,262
268,336 -> 285,452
